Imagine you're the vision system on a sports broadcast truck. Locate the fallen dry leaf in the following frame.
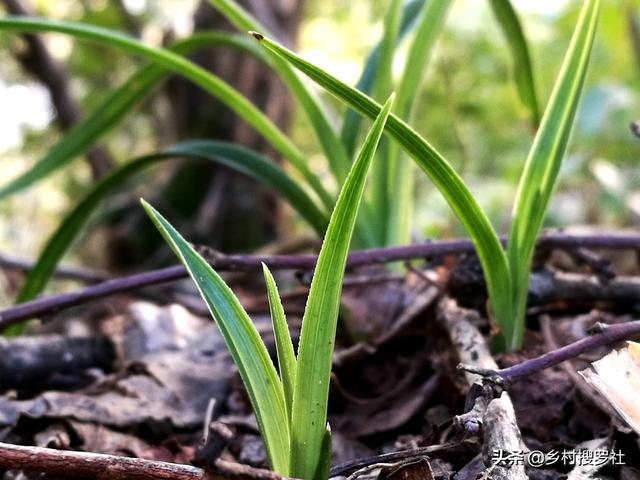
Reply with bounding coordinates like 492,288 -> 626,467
580,341 -> 640,435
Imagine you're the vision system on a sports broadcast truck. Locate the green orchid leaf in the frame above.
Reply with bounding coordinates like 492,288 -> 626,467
142,200 -> 290,474
385,0 -> 451,247
16,141 -> 328,308
341,0 -> 424,155
367,0 -> 403,243
0,17 -> 333,209
251,32 -> 513,349
372,0 -> 403,103
506,0 -> 600,349
262,263 -> 297,418
313,426 -> 332,480
488,0 -> 540,126
290,94 -> 394,478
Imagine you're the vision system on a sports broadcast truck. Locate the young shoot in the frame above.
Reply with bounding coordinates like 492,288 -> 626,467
142,95 -> 395,478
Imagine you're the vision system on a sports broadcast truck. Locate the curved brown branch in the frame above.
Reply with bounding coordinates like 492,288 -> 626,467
0,442 -> 287,480
459,319 -> 640,384
0,252 -> 109,283
1,232 -> 640,332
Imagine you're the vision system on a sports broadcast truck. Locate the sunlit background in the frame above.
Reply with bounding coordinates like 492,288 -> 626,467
0,0 -> 638,285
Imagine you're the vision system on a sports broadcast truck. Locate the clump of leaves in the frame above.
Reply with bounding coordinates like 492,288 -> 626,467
209,0 -> 539,249
142,96 -> 394,478
0,0 -> 599,350
250,0 -> 601,350
0,0 -> 539,312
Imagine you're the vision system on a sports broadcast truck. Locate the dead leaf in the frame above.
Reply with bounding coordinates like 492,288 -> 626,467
580,341 -> 640,435
378,458 -> 434,480
1,303 -> 232,433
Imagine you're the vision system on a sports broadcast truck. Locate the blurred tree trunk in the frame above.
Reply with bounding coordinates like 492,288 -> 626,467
108,0 -> 305,268
2,0 -> 115,179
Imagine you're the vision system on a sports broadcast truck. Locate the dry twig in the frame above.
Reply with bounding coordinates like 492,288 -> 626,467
0,442 -> 288,480
459,319 -> 640,384
3,232 -> 640,331
328,441 -> 468,478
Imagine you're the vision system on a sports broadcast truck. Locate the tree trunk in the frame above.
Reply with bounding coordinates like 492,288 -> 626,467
107,0 -> 305,268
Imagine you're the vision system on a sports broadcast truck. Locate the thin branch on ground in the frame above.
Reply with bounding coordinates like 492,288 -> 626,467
0,438 -> 472,480
0,441 -> 288,480
0,252 -> 110,284
539,315 -> 624,422
0,265 -> 186,331
528,269 -> 640,306
2,232 -> 640,331
459,319 -> 640,384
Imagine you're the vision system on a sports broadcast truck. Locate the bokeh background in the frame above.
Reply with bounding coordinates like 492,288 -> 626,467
0,0 -> 638,296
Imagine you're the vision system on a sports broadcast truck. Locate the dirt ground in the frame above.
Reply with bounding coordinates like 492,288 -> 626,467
1,240 -> 640,479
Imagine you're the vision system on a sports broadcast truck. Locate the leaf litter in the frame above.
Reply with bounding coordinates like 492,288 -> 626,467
1,252 -> 640,478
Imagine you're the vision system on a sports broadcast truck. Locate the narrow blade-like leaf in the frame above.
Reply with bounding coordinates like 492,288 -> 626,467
208,0 -> 352,183
252,33 -> 513,344
488,0 -> 540,126
507,0 -> 600,349
341,0 -> 424,155
0,17 -> 333,209
313,426 -> 332,480
368,0 -> 403,243
17,141 -> 328,306
386,0 -> 451,247
372,0 -> 402,102
0,32 -> 262,205
290,95 -> 394,478
142,201 -> 290,474
262,263 -> 297,419
394,0 -> 450,120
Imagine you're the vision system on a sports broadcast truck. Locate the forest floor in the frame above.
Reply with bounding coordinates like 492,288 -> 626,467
1,233 -> 640,480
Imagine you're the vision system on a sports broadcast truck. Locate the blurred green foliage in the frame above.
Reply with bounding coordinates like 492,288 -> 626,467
0,0 -> 639,275
296,0 -> 640,236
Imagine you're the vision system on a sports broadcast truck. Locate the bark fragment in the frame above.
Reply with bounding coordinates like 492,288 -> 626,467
438,298 -> 527,480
